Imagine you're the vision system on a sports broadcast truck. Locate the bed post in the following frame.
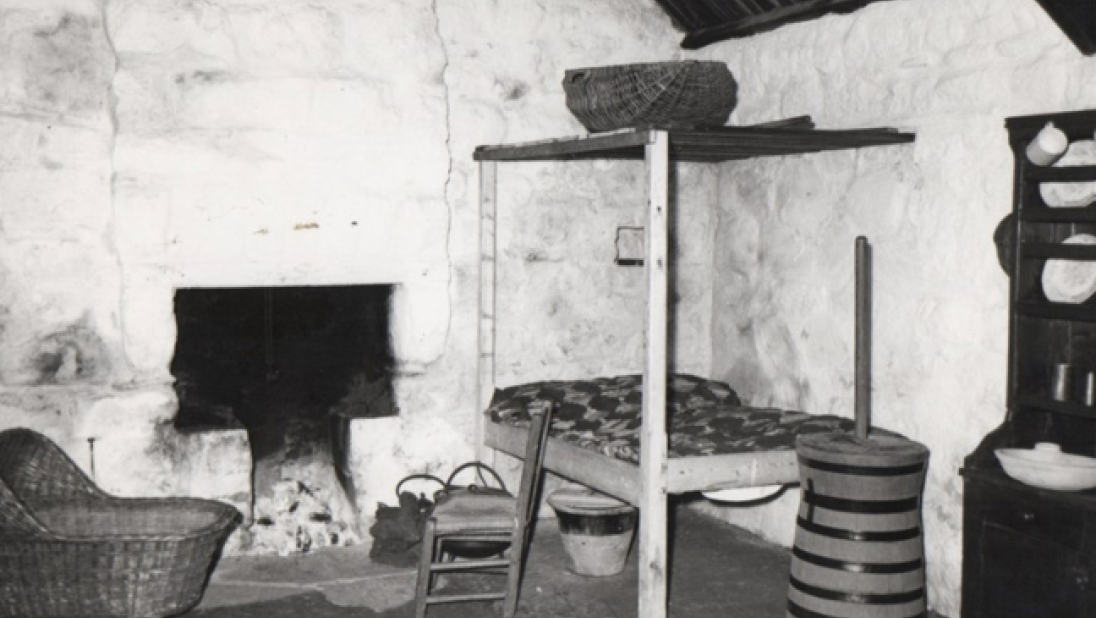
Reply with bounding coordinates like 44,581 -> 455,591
639,130 -> 670,618
478,160 -> 498,463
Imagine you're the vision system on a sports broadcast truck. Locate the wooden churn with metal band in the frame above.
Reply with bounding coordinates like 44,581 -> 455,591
787,433 -> 929,618
786,237 -> 931,617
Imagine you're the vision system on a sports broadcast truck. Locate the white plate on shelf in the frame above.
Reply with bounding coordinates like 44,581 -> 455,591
1041,140 -> 1096,208
1042,233 -> 1096,304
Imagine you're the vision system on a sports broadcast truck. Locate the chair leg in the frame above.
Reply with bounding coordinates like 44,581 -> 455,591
414,519 -> 438,618
503,525 -> 530,618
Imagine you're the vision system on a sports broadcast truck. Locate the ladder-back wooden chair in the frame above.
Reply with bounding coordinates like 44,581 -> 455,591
413,401 -> 553,618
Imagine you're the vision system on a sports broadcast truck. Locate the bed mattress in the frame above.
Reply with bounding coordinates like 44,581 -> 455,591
487,374 -> 872,464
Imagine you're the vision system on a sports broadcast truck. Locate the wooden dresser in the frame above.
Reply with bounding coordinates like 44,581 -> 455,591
962,108 -> 1096,617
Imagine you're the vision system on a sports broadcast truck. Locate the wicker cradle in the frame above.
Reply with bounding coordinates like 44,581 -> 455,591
0,428 -> 240,618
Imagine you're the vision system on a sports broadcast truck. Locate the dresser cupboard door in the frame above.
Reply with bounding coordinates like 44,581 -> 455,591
976,522 -> 1090,617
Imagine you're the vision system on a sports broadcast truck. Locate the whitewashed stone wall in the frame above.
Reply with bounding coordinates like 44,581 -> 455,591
0,0 -> 245,505
5,0 -> 1071,610
441,2 -> 711,386
0,0 -> 683,554
105,0 -> 464,533
692,0 -> 1096,615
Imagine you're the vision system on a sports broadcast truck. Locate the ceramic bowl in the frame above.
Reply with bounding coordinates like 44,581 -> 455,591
702,485 -> 783,503
996,442 -> 1096,491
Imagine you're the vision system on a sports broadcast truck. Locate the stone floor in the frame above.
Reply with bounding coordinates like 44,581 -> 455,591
186,505 -> 942,618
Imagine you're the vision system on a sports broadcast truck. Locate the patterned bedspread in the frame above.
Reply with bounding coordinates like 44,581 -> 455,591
487,374 -> 871,464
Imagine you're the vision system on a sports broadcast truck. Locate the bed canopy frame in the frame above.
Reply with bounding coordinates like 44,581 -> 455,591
474,124 -> 915,618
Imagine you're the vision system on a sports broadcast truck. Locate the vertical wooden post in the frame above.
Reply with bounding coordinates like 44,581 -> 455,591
639,131 -> 670,618
854,236 -> 872,440
478,161 -> 498,462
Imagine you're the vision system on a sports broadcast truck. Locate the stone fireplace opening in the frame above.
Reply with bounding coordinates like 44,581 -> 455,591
171,285 -> 396,555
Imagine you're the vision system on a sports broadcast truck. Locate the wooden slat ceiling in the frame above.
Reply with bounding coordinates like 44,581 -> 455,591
655,0 -> 1096,53
473,125 -> 915,164
652,0 -> 900,49
1031,0 -> 1096,55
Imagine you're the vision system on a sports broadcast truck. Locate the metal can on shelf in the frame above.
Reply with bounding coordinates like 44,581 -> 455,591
1052,363 -> 1072,402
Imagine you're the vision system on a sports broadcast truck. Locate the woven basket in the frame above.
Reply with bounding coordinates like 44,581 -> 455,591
563,61 -> 737,133
0,428 -> 240,618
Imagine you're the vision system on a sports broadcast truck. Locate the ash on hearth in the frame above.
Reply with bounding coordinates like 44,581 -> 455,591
249,479 -> 361,556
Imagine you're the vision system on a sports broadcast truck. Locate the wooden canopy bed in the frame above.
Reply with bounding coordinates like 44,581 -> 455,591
473,125 -> 915,618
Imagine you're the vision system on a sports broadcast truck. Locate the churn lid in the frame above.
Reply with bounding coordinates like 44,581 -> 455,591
796,433 -> 929,467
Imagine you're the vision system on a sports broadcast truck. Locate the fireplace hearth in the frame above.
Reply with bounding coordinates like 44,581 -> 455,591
172,285 -> 396,554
